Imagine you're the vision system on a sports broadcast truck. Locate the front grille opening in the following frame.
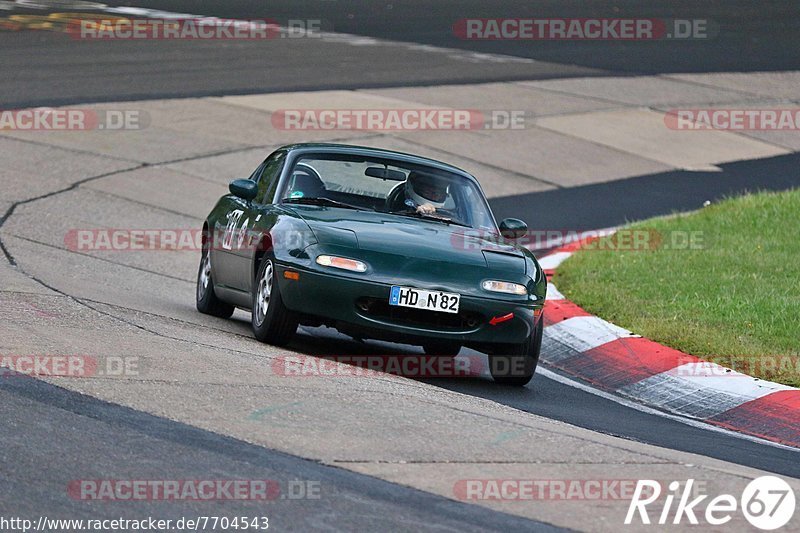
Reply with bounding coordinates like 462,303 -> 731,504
355,297 -> 483,331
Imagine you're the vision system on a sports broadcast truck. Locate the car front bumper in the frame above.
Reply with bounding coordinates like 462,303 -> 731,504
276,262 -> 543,346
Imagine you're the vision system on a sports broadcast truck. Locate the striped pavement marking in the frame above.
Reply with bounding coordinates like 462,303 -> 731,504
538,241 -> 800,448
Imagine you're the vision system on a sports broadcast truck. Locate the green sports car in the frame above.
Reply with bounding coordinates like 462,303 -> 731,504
196,143 -> 546,385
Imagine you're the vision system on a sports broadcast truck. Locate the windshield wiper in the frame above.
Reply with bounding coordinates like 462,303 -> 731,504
396,211 -> 471,228
282,197 -> 365,210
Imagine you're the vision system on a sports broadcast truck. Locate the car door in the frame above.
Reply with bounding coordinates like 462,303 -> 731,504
226,150 -> 287,294
210,160 -> 266,297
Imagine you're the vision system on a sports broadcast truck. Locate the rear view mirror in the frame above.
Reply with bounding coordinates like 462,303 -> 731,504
229,179 -> 258,201
499,218 -> 528,240
365,167 -> 406,181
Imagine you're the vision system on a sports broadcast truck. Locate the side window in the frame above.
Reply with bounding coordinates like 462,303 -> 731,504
248,161 -> 266,181
255,151 -> 286,204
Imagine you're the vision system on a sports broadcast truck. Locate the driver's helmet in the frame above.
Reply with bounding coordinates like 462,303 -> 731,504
405,171 -> 449,208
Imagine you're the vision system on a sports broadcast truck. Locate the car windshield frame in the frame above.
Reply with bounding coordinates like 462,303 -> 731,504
275,150 -> 500,232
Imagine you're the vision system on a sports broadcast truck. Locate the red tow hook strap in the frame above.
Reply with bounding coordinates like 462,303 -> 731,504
489,312 -> 514,326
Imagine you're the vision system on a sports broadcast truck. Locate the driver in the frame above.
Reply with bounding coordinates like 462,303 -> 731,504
404,171 -> 450,215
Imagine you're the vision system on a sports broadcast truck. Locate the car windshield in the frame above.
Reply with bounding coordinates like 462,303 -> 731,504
279,154 -> 498,231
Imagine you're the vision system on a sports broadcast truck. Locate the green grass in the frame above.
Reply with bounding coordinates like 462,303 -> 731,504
553,189 -> 800,387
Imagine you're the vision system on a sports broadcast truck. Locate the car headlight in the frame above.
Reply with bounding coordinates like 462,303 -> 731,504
482,280 -> 527,295
316,255 -> 367,272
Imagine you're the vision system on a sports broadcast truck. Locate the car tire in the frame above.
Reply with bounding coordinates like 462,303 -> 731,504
196,249 -> 235,318
422,342 -> 462,356
489,317 -> 543,386
252,256 -> 298,346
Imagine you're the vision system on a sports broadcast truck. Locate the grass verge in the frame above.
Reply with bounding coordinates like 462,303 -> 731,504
553,189 -> 800,387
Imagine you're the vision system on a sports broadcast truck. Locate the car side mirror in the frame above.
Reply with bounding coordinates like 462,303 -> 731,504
499,218 -> 528,240
229,179 -> 258,201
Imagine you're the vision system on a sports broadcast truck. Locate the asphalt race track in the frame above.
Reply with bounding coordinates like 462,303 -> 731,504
2,1 -> 800,531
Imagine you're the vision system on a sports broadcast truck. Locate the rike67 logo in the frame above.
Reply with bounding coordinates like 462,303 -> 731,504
626,476 -> 795,530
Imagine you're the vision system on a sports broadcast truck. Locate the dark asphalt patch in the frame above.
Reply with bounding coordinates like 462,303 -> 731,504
490,152 -> 800,231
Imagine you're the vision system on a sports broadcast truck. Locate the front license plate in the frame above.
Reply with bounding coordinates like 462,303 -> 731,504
389,286 -> 460,314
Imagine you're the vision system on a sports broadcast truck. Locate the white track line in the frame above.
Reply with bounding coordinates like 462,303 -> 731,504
538,251 -> 573,270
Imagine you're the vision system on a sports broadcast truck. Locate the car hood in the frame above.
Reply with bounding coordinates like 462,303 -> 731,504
288,205 -> 528,276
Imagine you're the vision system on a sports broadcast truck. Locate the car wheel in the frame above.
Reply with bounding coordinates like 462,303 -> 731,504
252,257 -> 298,346
489,317 -> 543,386
196,249 -> 235,318
422,342 -> 462,356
